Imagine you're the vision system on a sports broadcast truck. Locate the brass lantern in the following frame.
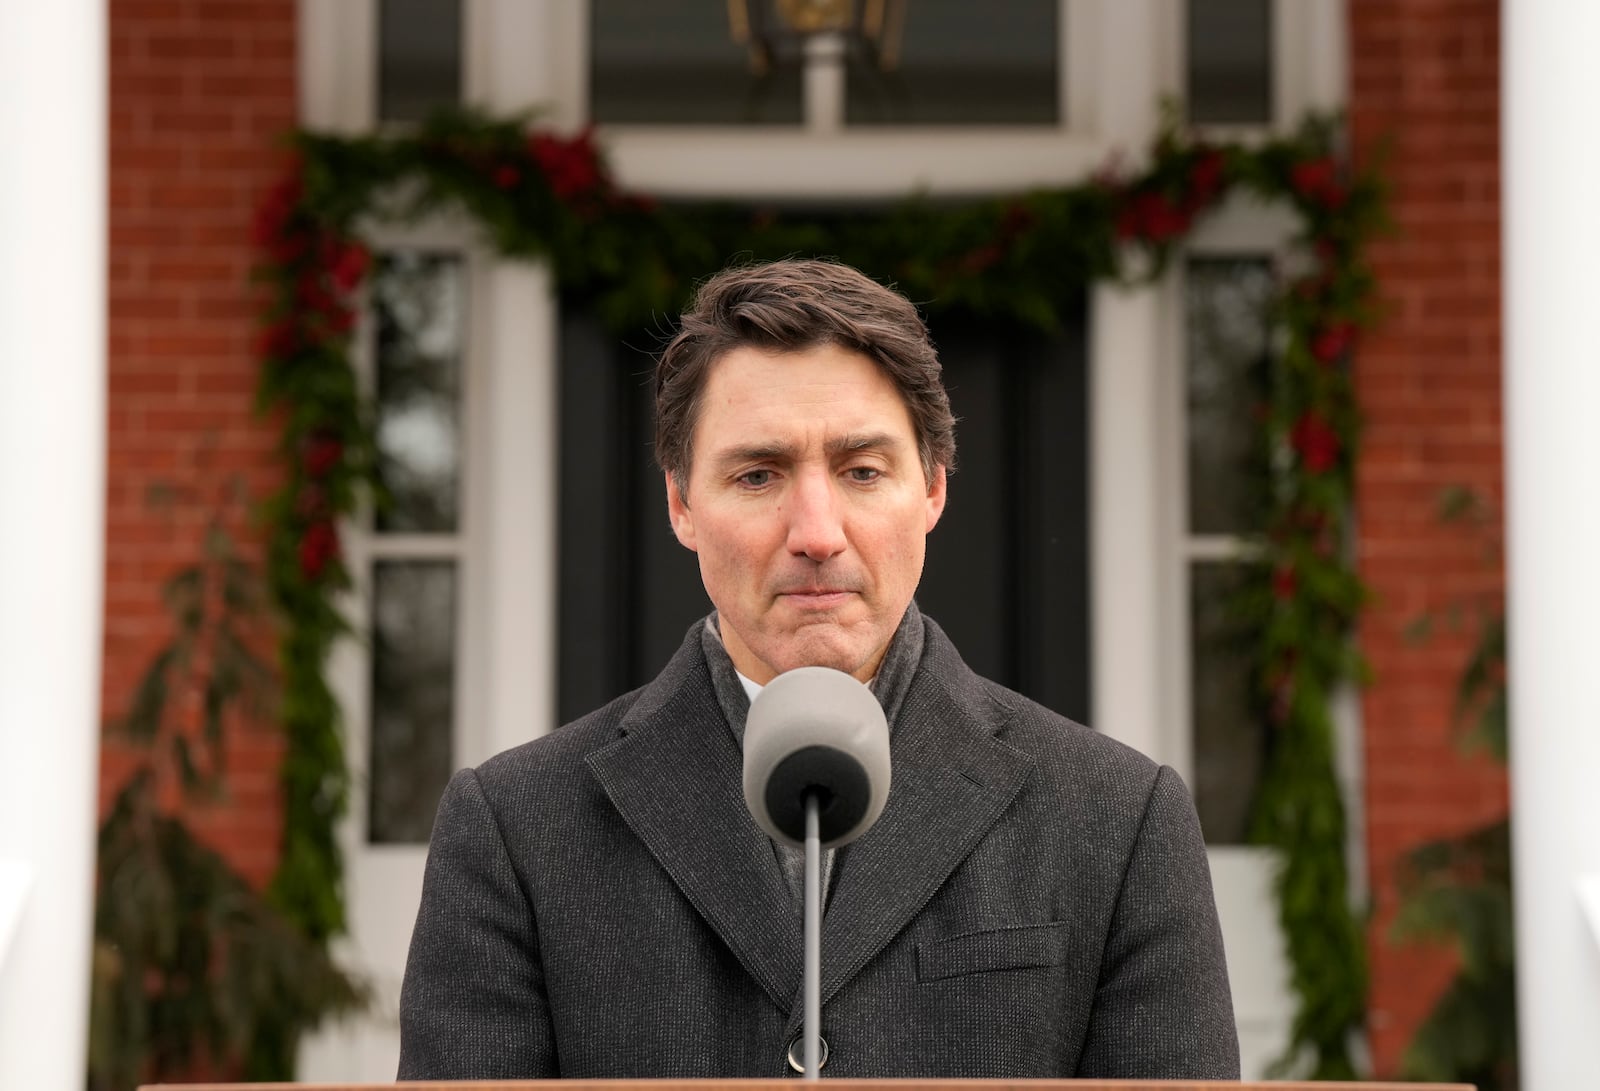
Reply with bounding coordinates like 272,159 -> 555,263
727,0 -> 906,75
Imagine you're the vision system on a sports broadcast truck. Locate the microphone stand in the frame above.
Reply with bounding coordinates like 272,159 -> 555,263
803,792 -> 821,1080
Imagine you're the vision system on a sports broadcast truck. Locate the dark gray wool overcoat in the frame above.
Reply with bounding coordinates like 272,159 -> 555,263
397,614 -> 1240,1080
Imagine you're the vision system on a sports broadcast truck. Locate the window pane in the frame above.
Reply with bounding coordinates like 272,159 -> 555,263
369,560 -> 457,844
1186,256 -> 1273,536
1187,0 -> 1272,125
373,252 -> 464,534
1190,560 -> 1266,845
845,0 -> 1058,126
378,0 -> 462,124
590,0 -> 803,125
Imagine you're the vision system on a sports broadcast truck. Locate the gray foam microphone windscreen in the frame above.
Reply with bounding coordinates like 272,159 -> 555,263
743,666 -> 891,849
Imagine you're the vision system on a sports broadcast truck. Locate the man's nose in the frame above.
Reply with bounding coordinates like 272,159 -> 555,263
785,470 -> 847,562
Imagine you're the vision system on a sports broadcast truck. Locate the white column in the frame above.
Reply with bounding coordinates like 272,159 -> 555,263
1089,282 -> 1165,759
0,3 -> 106,1090
474,259 -> 560,759
1277,0 -> 1347,123
297,0 -> 375,131
469,0 -> 582,125
1504,1 -> 1600,1085
1087,0 -> 1164,757
1088,0 -> 1163,148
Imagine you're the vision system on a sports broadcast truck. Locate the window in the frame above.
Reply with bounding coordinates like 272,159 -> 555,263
365,251 -> 468,844
853,0 -> 1060,126
369,559 -> 458,843
590,0 -> 803,125
377,0 -> 462,124
1186,0 -> 1273,125
1182,255 -> 1275,844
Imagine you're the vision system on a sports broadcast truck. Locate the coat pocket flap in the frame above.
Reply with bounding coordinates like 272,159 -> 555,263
916,921 -> 1071,982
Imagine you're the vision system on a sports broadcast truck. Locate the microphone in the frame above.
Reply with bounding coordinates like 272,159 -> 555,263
743,666 -> 892,850
742,666 -> 892,1080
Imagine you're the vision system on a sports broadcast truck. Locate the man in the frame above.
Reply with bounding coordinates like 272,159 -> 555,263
398,259 -> 1239,1079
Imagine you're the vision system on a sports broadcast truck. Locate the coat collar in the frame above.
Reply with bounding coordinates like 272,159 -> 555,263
584,616 -> 1035,1020
585,626 -> 803,1010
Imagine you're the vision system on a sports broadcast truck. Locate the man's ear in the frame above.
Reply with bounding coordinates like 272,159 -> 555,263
666,472 -> 697,551
924,464 -> 948,533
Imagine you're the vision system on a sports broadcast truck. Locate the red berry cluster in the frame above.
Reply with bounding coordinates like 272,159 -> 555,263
1113,147 -> 1228,243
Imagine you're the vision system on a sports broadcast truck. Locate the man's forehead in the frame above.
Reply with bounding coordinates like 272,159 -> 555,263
682,343 -> 924,473
698,344 -> 910,411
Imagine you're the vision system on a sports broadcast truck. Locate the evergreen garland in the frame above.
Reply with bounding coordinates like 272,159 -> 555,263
254,108 -> 1385,1076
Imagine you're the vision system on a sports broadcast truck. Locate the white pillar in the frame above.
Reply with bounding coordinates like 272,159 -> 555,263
0,3 -> 107,1089
1089,281 -> 1165,759
1504,1 -> 1600,1085
1087,0 -> 1164,758
474,259 -> 560,758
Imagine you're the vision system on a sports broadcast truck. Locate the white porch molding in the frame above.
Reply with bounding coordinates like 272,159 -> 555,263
471,258 -> 561,758
0,2 -> 107,1089
1504,0 -> 1600,1085
1089,280 -> 1164,758
1088,0 -> 1162,757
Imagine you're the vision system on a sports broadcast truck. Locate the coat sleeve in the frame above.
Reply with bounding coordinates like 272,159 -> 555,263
1076,764 -> 1241,1078
397,767 -> 558,1079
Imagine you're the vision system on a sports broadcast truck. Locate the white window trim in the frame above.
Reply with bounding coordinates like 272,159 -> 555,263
334,225 -> 476,859
1156,194 -> 1300,790
306,231 -> 558,1079
1157,191 -> 1368,1077
1160,0 -> 1349,143
1151,3 -> 1361,858
333,232 -> 561,786
1100,0 -> 1350,766
1145,5 -> 1356,1075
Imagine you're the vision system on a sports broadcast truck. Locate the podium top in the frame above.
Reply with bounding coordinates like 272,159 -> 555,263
137,1075 -> 1472,1081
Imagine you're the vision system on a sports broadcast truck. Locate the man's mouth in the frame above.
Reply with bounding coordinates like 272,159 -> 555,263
777,588 -> 855,609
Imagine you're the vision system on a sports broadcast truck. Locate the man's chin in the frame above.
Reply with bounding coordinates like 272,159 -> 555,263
762,630 -> 879,682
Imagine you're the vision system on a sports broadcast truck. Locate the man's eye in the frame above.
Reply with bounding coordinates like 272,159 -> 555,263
738,469 -> 773,488
846,467 -> 881,483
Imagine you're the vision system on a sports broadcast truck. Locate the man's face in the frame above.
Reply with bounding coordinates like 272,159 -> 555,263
666,343 -> 947,684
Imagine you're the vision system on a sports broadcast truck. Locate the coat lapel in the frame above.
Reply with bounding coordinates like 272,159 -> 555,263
806,623 -> 1035,1013
585,631 -> 802,1013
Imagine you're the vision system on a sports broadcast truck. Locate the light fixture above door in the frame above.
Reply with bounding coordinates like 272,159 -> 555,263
726,0 -> 907,75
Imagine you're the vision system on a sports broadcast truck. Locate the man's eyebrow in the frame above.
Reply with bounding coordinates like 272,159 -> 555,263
708,442 -> 800,471
828,431 -> 904,455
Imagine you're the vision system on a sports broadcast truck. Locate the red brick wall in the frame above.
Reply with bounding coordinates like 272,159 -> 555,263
104,0 -> 297,887
1348,0 -> 1508,1075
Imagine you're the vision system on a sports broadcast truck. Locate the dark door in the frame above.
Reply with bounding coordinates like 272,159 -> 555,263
557,302 -> 1090,725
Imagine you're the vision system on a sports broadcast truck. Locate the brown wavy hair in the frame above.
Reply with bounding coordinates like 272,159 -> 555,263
655,258 -> 957,496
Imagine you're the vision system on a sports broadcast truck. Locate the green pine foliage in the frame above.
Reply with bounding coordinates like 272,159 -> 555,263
1393,488 -> 1516,1090
91,774 -> 365,1087
89,498 -> 364,1088
1394,812 -> 1516,1089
